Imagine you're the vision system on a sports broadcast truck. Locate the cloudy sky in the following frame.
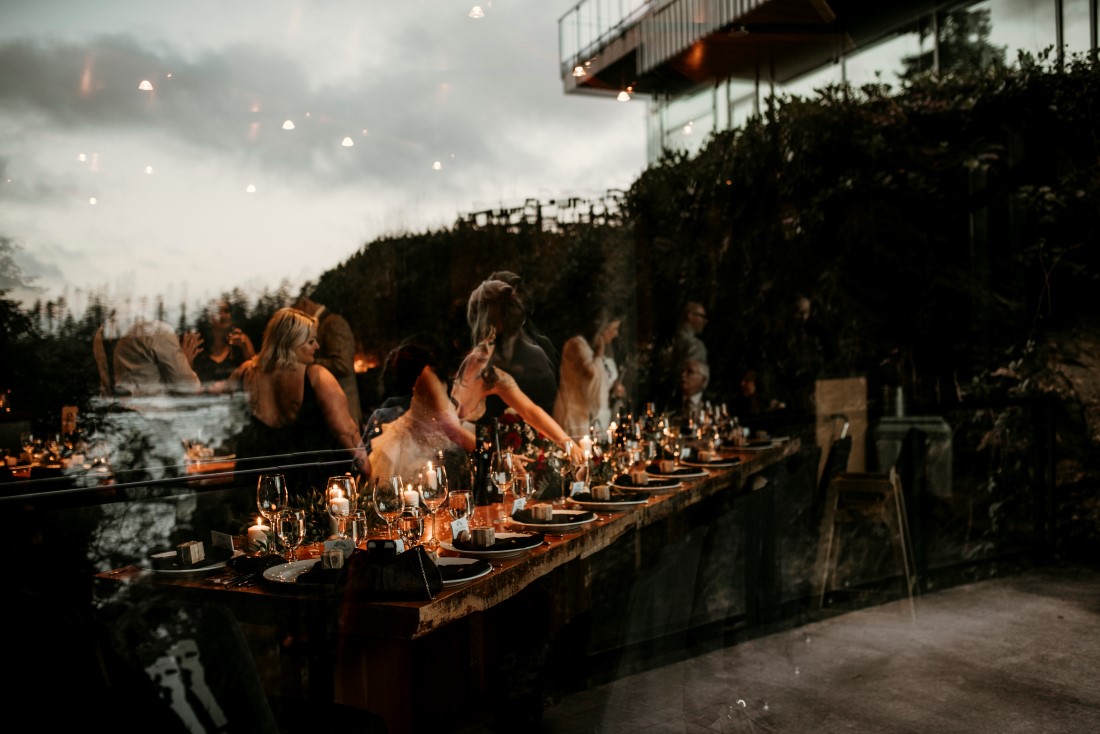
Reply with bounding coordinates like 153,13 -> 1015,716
0,0 -> 646,317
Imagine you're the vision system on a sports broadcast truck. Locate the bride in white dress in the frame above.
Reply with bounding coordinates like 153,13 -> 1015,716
365,363 -> 475,481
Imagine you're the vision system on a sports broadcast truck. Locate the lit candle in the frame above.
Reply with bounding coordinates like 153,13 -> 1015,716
328,487 -> 349,517
247,517 -> 269,548
404,484 -> 420,508
426,462 -> 438,489
579,435 -> 593,456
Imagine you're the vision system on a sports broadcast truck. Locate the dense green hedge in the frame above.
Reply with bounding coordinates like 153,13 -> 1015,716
6,52 -> 1099,433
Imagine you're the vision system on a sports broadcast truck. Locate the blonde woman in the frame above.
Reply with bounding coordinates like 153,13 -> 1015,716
228,307 -> 366,492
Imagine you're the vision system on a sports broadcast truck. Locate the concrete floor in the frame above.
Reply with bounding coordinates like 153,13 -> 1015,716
534,563 -> 1100,733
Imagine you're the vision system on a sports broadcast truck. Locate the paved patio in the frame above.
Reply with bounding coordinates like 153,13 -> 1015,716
534,563 -> 1100,733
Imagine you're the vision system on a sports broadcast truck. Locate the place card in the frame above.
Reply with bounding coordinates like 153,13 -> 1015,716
450,516 -> 469,538
511,497 -> 527,514
324,537 -> 355,557
570,480 -> 586,496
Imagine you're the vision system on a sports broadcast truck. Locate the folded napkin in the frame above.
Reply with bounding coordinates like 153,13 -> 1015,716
645,464 -> 700,476
452,532 -> 544,552
149,545 -> 236,571
438,558 -> 492,582
511,508 -> 595,525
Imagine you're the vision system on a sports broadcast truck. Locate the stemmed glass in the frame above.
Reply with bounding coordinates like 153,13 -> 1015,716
489,451 -> 515,523
547,440 -> 575,507
417,462 -> 449,552
513,469 -> 536,513
274,509 -> 305,560
20,431 -> 37,463
372,474 -> 404,541
256,473 -> 288,553
326,474 -> 357,539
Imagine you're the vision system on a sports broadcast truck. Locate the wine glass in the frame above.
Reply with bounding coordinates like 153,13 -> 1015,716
256,473 -> 288,552
447,489 -> 474,525
398,509 -> 424,549
547,440 -> 575,507
20,431 -> 37,463
326,474 -> 357,539
489,452 -> 516,524
417,462 -> 449,552
372,474 -> 404,541
274,509 -> 305,560
513,469 -> 536,513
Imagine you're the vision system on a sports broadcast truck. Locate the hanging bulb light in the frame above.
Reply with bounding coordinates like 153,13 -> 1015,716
617,89 -> 631,102
138,80 -> 153,91
572,65 -> 586,78
282,120 -> 296,130
469,6 -> 484,18
341,137 -> 354,147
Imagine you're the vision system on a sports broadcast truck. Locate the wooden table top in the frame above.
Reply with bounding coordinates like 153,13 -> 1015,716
96,439 -> 800,641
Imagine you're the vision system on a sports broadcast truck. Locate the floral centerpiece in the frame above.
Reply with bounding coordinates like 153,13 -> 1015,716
495,410 -> 616,497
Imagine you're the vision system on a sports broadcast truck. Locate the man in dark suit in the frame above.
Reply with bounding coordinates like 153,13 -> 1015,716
293,293 -> 362,428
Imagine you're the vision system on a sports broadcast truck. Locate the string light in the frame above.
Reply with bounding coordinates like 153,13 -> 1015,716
469,6 -> 484,18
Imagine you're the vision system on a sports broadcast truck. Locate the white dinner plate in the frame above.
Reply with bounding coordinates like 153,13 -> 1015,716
612,477 -> 683,493
645,466 -> 709,479
507,509 -> 597,533
680,459 -> 741,469
261,559 -> 317,584
435,556 -> 493,587
729,440 -> 777,451
150,549 -> 243,576
440,532 -> 543,560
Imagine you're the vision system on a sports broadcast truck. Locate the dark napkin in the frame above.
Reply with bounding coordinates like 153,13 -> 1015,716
511,508 -> 595,525
439,558 -> 492,583
149,544 -> 235,571
615,474 -> 678,488
295,561 -> 343,586
686,455 -> 741,466
226,553 -> 289,575
646,463 -> 705,476
569,490 -> 636,503
452,532 -> 544,552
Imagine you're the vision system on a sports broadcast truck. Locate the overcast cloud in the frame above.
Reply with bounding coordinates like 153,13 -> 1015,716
0,0 -> 645,317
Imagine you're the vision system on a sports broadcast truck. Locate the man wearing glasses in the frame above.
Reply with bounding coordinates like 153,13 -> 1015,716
676,301 -> 709,368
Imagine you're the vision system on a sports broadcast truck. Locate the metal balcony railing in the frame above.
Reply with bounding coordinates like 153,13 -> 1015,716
558,0 -> 651,76
558,0 -> 765,78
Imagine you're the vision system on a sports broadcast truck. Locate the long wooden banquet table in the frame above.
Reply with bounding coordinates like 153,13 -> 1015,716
95,438 -> 801,733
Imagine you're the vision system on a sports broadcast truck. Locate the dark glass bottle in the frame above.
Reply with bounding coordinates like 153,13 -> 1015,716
472,421 -> 494,507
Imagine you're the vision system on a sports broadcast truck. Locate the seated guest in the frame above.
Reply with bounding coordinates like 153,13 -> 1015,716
192,298 -> 255,386
227,307 -> 366,498
678,357 -> 711,426
453,280 -> 586,465
104,318 -> 202,397
363,343 -> 475,484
